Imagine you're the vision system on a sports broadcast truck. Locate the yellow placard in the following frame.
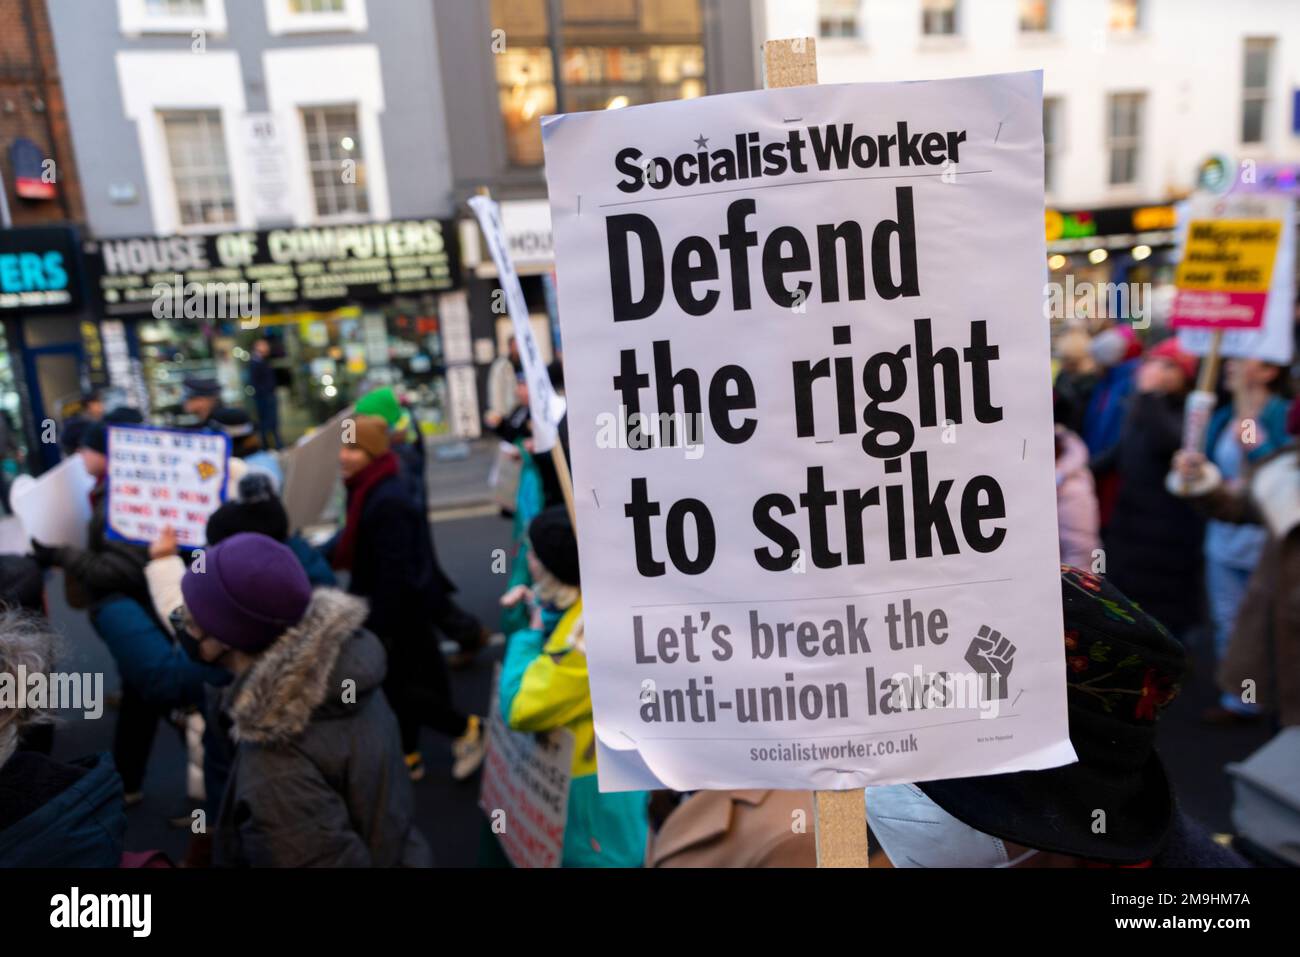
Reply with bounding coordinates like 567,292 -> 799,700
1175,219 -> 1281,293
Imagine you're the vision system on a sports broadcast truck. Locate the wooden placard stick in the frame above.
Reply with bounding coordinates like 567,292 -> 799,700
763,36 -> 871,869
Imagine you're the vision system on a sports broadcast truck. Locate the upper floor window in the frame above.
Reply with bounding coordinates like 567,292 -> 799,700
1106,93 -> 1144,187
161,109 -> 236,227
818,0 -> 859,39
118,0 -> 226,35
491,0 -> 706,168
146,0 -> 206,14
922,0 -> 959,36
1043,97 -> 1061,193
302,105 -> 370,218
266,0 -> 367,35
1019,0 -> 1052,33
1242,38 -> 1273,144
1108,0 -> 1141,33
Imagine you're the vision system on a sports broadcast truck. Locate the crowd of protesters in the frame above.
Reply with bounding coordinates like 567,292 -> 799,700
0,312 -> 1295,869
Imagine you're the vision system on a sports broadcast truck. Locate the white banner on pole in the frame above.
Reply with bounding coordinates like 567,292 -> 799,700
469,195 -> 566,452
542,71 -> 1074,792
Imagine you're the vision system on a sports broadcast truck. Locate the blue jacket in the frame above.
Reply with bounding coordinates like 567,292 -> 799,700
1083,359 -> 1139,458
92,596 -> 229,707
1204,396 -> 1292,465
0,751 -> 125,867
288,535 -> 337,587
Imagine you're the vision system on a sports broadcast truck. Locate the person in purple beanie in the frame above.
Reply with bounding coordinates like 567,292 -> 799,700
178,532 -> 430,867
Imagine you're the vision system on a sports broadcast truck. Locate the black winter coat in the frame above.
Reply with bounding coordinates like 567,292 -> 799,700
345,473 -> 455,643
1100,391 -> 1206,635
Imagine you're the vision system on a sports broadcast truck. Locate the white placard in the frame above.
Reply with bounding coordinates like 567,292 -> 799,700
281,408 -> 351,533
478,674 -> 574,869
542,72 -> 1074,792
106,426 -> 231,547
469,195 -> 567,452
10,455 -> 96,550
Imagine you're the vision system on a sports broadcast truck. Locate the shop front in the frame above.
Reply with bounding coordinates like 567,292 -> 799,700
1045,202 -> 1180,338
0,224 -> 99,475
85,218 -> 470,445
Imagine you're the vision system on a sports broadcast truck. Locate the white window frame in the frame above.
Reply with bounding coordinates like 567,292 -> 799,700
117,0 -> 227,37
262,45 -> 390,225
117,51 -> 255,235
265,0 -> 368,36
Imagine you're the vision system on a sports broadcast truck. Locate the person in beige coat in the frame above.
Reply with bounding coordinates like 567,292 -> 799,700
647,790 -> 816,868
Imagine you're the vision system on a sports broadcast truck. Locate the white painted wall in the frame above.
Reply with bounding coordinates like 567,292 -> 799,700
760,0 -> 1300,207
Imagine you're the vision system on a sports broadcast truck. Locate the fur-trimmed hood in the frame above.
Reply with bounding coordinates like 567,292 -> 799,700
225,588 -> 380,746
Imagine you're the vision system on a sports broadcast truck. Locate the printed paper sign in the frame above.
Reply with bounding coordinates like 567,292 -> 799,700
1170,214 -> 1282,330
478,674 -> 574,868
542,71 -> 1074,792
469,195 -> 567,452
106,426 -> 230,547
1177,194 -> 1296,365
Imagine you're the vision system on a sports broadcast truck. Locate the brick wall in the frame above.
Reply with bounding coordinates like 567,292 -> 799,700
0,0 -> 84,226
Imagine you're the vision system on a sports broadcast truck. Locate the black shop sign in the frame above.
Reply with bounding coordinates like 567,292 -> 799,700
88,219 -> 461,318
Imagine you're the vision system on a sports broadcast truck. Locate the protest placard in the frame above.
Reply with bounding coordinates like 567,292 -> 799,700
1177,194 -> 1296,365
469,195 -> 567,453
1170,207 -> 1282,331
541,69 -> 1074,793
478,673 -> 575,869
9,455 -> 96,550
281,408 -> 351,533
105,425 -> 230,547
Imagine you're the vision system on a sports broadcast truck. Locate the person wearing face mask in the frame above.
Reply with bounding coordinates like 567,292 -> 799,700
496,506 -> 649,867
178,532 -> 431,867
867,567 -> 1247,868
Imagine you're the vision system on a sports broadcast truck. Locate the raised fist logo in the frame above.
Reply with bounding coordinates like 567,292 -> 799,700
964,625 -> 1016,700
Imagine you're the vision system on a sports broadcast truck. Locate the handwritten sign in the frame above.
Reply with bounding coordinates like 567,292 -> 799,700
106,426 -> 230,547
478,676 -> 574,868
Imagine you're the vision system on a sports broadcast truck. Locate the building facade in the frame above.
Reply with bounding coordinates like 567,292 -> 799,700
763,0 -> 1300,331
434,0 -> 762,391
38,0 -> 467,459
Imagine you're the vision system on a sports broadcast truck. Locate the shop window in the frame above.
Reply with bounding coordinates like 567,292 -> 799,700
1242,38 -> 1273,145
161,109 -> 237,228
1107,0 -> 1141,33
1106,93 -> 1143,187
1043,97 -> 1060,194
921,0 -> 959,36
818,0 -> 859,39
1018,0 -> 1052,33
302,105 -> 370,219
491,0 -> 705,168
